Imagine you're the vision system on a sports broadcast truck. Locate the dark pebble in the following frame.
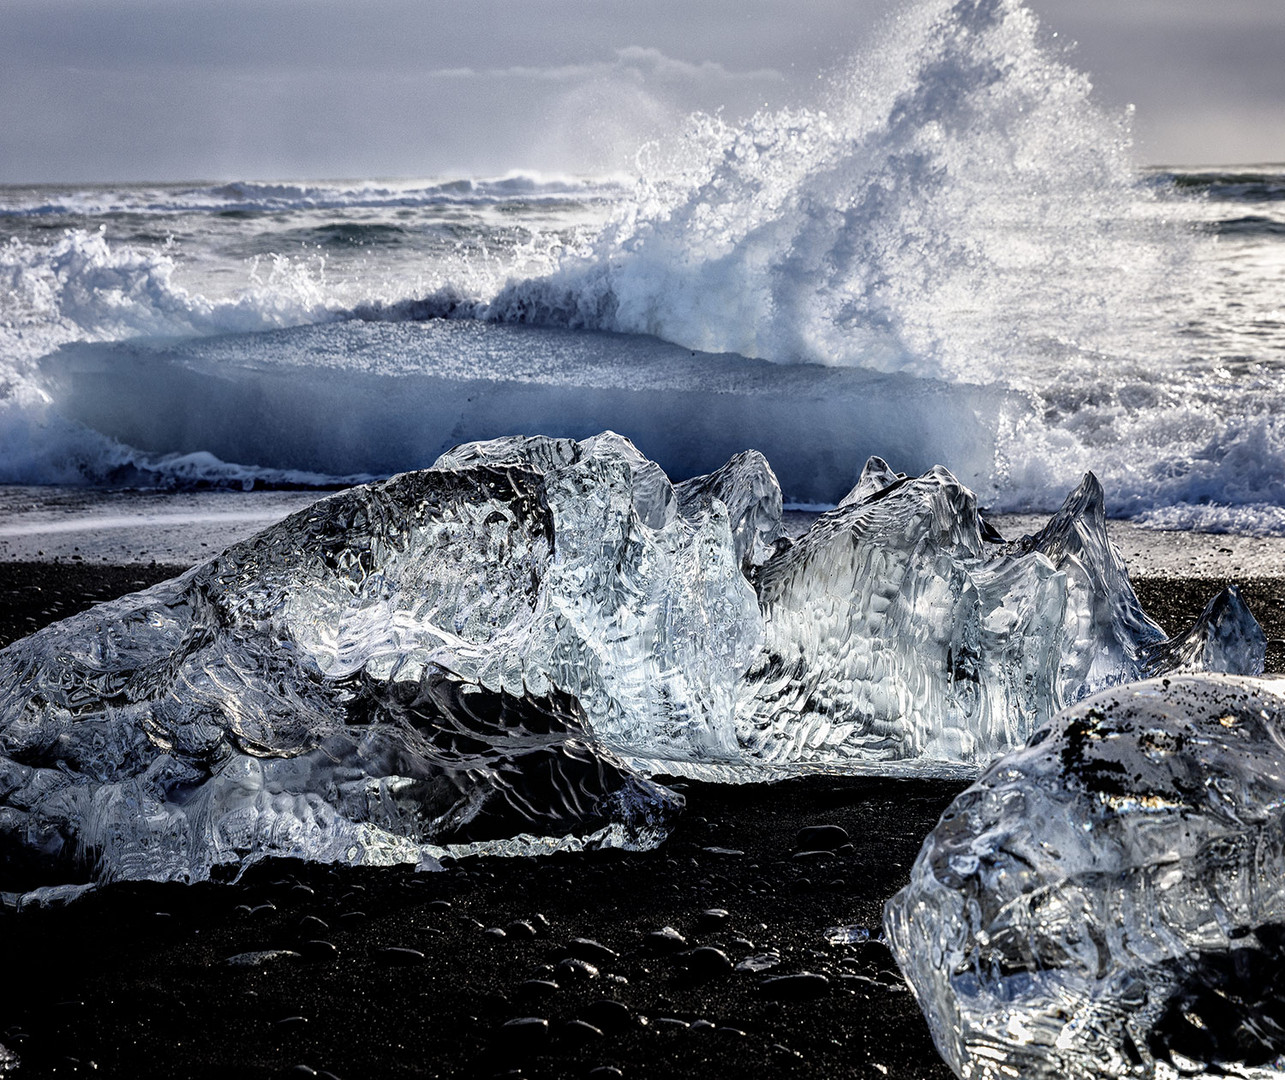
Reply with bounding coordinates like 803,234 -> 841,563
677,946 -> 733,981
644,926 -> 688,953
565,938 -> 618,965
862,940 -> 897,966
274,1016 -> 308,1033
877,969 -> 909,992
557,1020 -> 604,1048
694,908 -> 729,931
297,915 -> 329,938
299,939 -> 338,963
555,957 -> 600,983
338,911 -> 368,928
795,824 -> 850,851
428,900 -> 453,912
652,1017 -> 690,1031
494,1017 -> 550,1058
760,972 -> 831,1000
505,920 -> 538,940
514,979 -> 559,1002
477,991 -> 513,1016
792,849 -> 835,862
587,1069 -> 623,1079
483,927 -> 508,941
580,999 -> 631,1033
376,946 -> 426,966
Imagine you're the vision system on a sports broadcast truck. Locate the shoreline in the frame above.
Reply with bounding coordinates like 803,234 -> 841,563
5,486 -> 1285,578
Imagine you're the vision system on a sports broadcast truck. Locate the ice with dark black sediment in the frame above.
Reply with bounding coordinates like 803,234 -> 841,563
885,674 -> 1285,1080
0,433 -> 1266,889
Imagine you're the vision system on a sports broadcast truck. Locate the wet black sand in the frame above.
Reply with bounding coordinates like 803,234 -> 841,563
1,563 -> 1283,1079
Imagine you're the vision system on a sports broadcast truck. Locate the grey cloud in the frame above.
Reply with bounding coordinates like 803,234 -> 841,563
425,47 -> 785,86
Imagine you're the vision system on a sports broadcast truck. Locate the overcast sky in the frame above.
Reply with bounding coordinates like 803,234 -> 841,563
2,0 -> 1282,183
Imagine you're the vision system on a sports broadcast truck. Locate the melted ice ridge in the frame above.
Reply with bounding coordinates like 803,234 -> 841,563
0,435 -> 1265,886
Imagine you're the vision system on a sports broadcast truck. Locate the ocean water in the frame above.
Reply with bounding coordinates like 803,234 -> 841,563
2,0 -> 1283,529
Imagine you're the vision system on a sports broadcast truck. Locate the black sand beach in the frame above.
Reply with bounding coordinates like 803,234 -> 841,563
2,540 -> 1283,1079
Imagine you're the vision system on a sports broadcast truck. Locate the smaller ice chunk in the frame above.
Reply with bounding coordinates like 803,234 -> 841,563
885,674 -> 1285,1080
1004,472 -> 1168,698
727,463 -> 1264,781
733,465 -> 1070,774
1141,585 -> 1267,678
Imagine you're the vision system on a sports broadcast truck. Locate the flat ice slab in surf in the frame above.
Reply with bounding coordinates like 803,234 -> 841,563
39,319 -> 1008,504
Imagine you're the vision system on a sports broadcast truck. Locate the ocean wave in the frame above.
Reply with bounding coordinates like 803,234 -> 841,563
0,229 -> 357,488
0,228 -> 339,344
2,0 -> 1284,531
438,0 -> 1196,389
1165,168 -> 1285,204
1210,214 -> 1285,239
0,174 -> 627,219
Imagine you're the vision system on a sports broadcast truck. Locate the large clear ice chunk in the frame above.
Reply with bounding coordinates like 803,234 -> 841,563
0,435 -> 1268,885
0,440 -> 701,884
885,674 -> 1285,1080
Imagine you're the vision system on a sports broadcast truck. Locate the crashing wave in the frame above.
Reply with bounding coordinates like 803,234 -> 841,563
0,434 -> 1264,887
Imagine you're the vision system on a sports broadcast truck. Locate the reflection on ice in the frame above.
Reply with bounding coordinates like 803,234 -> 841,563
0,434 -> 1267,886
886,674 -> 1285,1080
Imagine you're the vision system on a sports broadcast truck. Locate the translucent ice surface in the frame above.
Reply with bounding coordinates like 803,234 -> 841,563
0,436 -> 1267,885
885,674 -> 1285,1080
0,437 -> 699,885
726,465 -> 1263,778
